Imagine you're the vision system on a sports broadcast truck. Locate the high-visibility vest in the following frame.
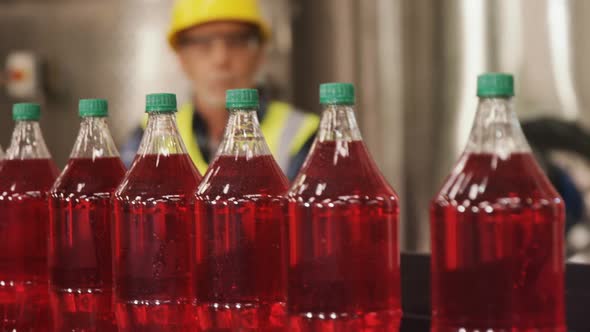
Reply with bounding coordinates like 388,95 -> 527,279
142,101 -> 319,174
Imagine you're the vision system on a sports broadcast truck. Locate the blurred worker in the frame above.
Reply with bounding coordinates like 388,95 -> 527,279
121,0 -> 319,180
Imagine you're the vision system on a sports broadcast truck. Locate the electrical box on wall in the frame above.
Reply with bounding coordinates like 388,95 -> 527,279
5,51 -> 41,99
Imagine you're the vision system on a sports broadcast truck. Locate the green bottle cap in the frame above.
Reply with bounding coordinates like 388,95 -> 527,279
320,83 -> 355,105
79,99 -> 108,117
146,93 -> 177,113
477,73 -> 514,97
226,89 -> 259,109
13,103 -> 41,121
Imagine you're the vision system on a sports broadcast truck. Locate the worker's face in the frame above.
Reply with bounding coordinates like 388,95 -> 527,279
175,22 -> 265,109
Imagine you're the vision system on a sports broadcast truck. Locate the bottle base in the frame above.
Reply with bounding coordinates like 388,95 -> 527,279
0,281 -> 51,331
50,288 -> 116,331
196,301 -> 286,332
115,299 -> 198,332
431,323 -> 567,332
288,309 -> 401,332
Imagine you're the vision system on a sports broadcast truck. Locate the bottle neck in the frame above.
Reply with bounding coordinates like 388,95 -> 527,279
6,120 -> 52,160
70,117 -> 120,160
317,104 -> 363,142
464,97 -> 531,158
137,112 -> 190,156
216,109 -> 271,158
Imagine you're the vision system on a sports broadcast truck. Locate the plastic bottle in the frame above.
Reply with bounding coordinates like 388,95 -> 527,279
287,83 -> 402,331
49,99 -> 125,331
430,73 -> 566,331
194,89 -> 289,331
0,103 -> 59,331
113,93 -> 202,331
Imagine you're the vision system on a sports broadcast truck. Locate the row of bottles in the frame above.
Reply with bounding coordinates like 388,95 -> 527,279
0,73 -> 564,332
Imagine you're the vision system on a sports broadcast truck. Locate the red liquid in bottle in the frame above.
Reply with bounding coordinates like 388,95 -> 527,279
194,155 -> 289,331
430,153 -> 566,332
49,157 -> 126,331
0,158 -> 59,331
114,154 -> 201,331
288,141 -> 401,332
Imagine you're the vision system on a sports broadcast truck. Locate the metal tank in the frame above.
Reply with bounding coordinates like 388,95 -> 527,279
292,0 -> 590,252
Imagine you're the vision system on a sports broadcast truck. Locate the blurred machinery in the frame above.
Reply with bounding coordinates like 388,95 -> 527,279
4,51 -> 42,99
292,0 -> 590,254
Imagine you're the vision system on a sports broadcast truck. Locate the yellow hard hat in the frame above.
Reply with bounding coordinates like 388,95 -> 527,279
168,0 -> 272,49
